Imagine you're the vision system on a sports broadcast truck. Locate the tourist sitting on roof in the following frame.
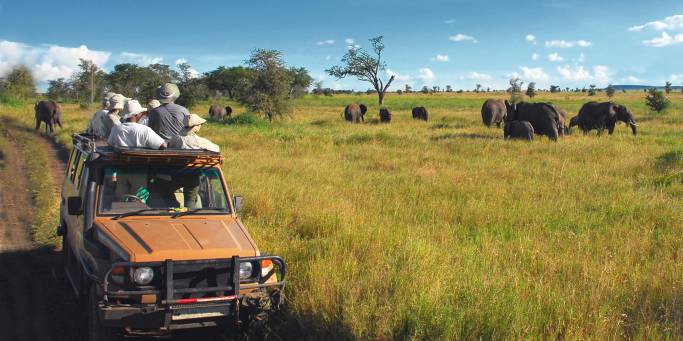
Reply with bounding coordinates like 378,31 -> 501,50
101,94 -> 127,138
107,100 -> 167,150
86,92 -> 115,138
148,83 -> 190,140
139,100 -> 160,126
168,114 -> 220,152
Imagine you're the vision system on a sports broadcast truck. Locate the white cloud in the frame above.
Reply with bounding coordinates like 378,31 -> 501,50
545,39 -> 592,48
547,52 -> 564,62
526,34 -> 537,44
628,15 -> 683,32
577,52 -> 586,63
557,65 -> 610,84
417,68 -> 435,84
347,44 -> 361,50
623,75 -> 641,83
385,68 -> 414,88
325,55 -> 332,61
531,53 -> 540,61
519,66 -> 549,82
641,31 -> 683,47
317,39 -> 335,46
670,74 -> 683,83
431,54 -> 449,62
118,52 -> 163,66
465,72 -> 492,81
449,34 -> 477,43
344,38 -> 354,45
174,58 -> 187,65
0,40 -> 111,83
444,19 -> 456,24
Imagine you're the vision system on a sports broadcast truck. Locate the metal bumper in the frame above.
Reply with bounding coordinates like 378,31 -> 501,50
99,255 -> 285,331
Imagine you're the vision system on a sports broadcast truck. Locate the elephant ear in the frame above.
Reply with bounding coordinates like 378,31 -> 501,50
608,103 -> 618,116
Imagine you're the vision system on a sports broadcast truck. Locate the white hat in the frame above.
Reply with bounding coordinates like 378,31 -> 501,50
147,99 -> 161,110
120,99 -> 145,120
185,114 -> 207,127
108,94 -> 126,110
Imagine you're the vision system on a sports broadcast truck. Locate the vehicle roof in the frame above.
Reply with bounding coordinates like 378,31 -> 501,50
73,133 -> 224,166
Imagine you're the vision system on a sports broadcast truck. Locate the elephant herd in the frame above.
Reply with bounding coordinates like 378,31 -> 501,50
342,104 -> 429,123
482,99 -> 637,141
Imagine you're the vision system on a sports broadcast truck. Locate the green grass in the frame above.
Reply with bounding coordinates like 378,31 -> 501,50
2,91 -> 683,339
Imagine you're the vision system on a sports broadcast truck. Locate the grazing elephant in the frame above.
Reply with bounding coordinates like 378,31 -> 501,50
343,103 -> 365,123
224,106 -> 233,118
379,108 -> 391,123
570,102 -> 637,135
208,104 -> 226,120
412,106 -> 428,121
504,120 -> 534,141
34,100 -> 62,134
552,105 -> 568,136
481,99 -> 507,127
359,104 -> 368,121
505,100 -> 561,141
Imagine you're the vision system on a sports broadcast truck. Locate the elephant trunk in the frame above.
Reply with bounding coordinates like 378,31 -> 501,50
629,120 -> 637,135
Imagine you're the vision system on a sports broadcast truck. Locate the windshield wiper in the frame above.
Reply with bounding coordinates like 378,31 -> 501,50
112,208 -> 170,220
171,207 -> 228,218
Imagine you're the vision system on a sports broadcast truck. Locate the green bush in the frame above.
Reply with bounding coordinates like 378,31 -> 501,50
645,88 -> 671,113
224,112 -> 268,127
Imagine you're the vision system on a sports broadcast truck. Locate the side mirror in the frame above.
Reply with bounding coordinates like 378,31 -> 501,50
67,196 -> 83,216
233,196 -> 244,213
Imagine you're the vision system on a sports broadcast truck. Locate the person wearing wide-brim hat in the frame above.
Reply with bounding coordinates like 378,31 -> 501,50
108,99 -> 166,150
147,83 -> 190,141
101,94 -> 127,138
168,114 -> 219,152
87,92 -> 116,138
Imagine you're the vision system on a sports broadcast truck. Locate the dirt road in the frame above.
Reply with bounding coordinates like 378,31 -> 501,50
0,119 -> 80,340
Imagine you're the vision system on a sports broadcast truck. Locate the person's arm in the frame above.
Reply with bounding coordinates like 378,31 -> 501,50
143,126 -> 167,150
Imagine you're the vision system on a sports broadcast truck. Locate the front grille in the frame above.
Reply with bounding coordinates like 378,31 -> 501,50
171,262 -> 235,300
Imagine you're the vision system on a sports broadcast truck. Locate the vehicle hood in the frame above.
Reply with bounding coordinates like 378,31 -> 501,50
95,218 -> 258,262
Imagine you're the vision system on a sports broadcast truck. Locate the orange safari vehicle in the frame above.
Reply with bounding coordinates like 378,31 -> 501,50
58,134 -> 286,340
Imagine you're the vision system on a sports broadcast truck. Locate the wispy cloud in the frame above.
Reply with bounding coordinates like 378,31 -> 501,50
118,52 -> 163,65
547,52 -> 564,62
531,53 -> 540,61
418,67 -> 435,84
449,34 -> 477,43
526,34 -> 537,44
641,32 -> 683,47
431,54 -> 450,62
628,14 -> 683,32
545,40 -> 592,48
317,39 -> 335,46
344,38 -> 354,45
444,19 -> 456,24
465,72 -> 492,81
622,75 -> 641,83
557,65 -> 610,84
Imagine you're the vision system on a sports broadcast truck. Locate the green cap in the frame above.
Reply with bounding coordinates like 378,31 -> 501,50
156,83 -> 180,104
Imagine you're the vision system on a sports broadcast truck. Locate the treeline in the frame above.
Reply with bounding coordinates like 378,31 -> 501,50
43,57 -> 313,110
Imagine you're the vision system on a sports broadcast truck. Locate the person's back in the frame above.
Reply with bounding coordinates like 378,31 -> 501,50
148,102 -> 189,140
108,122 -> 166,149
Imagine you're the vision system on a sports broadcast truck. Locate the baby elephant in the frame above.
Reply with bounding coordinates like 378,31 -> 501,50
504,120 -> 534,141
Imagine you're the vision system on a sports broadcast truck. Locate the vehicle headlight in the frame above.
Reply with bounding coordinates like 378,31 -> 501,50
239,262 -> 254,279
133,267 -> 154,285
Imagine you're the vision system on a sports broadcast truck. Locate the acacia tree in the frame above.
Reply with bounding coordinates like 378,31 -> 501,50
326,36 -> 395,105
664,81 -> 672,94
526,82 -> 537,98
606,84 -> 615,99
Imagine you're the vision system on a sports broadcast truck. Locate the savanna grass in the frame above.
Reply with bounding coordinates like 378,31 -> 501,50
2,91 -> 682,339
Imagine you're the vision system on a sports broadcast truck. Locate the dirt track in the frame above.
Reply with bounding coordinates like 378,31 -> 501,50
0,119 -> 80,340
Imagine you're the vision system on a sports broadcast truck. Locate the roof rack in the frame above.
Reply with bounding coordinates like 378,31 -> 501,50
72,133 -> 224,166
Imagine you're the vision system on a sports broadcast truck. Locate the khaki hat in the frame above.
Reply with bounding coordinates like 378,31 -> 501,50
108,94 -> 126,110
147,99 -> 161,110
104,92 -> 116,100
156,83 -> 180,104
120,99 -> 145,120
185,114 -> 207,127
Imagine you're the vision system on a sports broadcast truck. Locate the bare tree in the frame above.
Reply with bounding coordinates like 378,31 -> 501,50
326,36 -> 395,105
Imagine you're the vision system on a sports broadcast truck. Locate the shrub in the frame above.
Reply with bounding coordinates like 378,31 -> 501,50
645,88 -> 671,113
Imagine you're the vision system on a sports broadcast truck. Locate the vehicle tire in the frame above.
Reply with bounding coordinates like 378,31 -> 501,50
86,285 -> 119,341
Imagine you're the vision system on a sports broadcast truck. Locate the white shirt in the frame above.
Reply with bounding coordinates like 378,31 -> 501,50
87,109 -> 108,138
169,134 -> 220,152
107,122 -> 165,149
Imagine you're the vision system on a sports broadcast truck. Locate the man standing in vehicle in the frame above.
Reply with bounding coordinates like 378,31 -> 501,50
147,83 -> 190,141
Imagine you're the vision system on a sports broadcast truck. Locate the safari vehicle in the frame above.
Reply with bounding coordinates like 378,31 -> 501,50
58,134 -> 286,340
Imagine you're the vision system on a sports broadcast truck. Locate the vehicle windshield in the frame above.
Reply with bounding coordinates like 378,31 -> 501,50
98,165 -> 231,216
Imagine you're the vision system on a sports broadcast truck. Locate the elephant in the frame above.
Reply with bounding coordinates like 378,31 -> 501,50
379,108 -> 392,123
343,103 -> 366,123
224,106 -> 233,118
569,102 -> 637,135
552,105 -> 568,136
34,100 -> 62,134
208,104 -> 226,120
412,106 -> 428,121
505,100 -> 561,141
504,120 -> 534,141
481,99 -> 507,127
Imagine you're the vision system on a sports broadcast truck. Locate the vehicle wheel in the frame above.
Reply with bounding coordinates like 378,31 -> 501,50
86,285 -> 119,341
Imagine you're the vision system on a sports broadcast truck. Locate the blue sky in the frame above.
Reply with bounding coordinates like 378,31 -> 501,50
1,0 -> 682,91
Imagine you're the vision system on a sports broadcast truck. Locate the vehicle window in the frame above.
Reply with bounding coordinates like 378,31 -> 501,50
97,165 -> 231,216
69,151 -> 81,183
66,149 -> 76,178
75,155 -> 87,189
